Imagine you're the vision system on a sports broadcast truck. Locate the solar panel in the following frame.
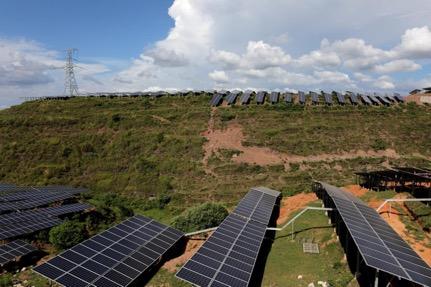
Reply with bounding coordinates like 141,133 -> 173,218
269,92 -> 279,104
394,93 -> 404,103
240,92 -> 252,105
0,217 -> 62,240
256,92 -> 266,104
176,213 -> 267,287
385,94 -> 396,102
367,94 -> 380,105
349,93 -> 359,105
34,215 -> 184,287
298,91 -> 306,104
310,92 -> 319,105
359,94 -> 372,105
335,92 -> 345,104
323,93 -> 333,105
316,182 -> 431,287
0,188 -> 87,213
283,93 -> 292,103
0,203 -> 91,226
0,240 -> 37,266
233,187 -> 280,225
177,187 -> 280,287
210,94 -> 223,106
226,93 -> 239,105
375,94 -> 391,105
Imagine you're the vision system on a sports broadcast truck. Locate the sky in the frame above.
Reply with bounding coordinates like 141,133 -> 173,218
1,0 -> 431,107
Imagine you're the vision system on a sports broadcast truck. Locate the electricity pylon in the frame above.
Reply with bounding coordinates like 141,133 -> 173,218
64,48 -> 79,97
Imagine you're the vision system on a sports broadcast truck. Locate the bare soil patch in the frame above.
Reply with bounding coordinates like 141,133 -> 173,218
201,119 -> 401,170
277,193 -> 318,225
342,185 -> 369,197
162,236 -> 208,272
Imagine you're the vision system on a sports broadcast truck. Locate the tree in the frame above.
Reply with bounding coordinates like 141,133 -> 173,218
49,221 -> 86,249
171,203 -> 228,233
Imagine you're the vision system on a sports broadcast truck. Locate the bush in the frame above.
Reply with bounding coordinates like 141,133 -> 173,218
171,203 -> 228,233
49,221 -> 86,249
0,274 -> 12,287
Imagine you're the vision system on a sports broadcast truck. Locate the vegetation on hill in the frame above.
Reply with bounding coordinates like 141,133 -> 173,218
0,95 -> 430,286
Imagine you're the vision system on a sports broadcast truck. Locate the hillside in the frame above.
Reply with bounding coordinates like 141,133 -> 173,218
1,96 -> 430,210
1,95 -> 431,286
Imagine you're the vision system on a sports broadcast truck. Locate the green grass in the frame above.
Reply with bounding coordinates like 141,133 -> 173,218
262,201 -> 355,287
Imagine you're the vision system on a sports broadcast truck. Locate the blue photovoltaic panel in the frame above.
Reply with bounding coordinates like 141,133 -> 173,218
394,93 -> 404,103
283,93 -> 292,103
310,92 -> 319,104
317,182 -> 431,287
298,91 -> 306,104
0,240 -> 37,266
0,203 -> 91,226
34,215 -> 184,287
368,94 -> 380,105
359,94 -> 372,105
256,92 -> 266,104
375,94 -> 391,105
323,93 -> 333,105
210,94 -> 223,106
335,92 -> 345,104
233,187 -> 280,225
240,92 -> 252,105
176,213 -> 267,287
349,93 -> 359,105
0,217 -> 62,240
269,92 -> 279,104
226,93 -> 239,105
0,189 -> 87,213
177,186 -> 280,287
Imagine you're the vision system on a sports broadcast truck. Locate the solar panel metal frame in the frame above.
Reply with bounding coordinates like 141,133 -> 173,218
317,182 -> 431,286
34,215 -> 184,287
0,240 -> 37,266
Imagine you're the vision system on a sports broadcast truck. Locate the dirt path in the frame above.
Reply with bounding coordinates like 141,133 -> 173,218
162,236 -> 209,272
151,115 -> 171,123
277,193 -> 318,225
369,194 -> 431,266
201,120 -> 400,170
342,185 -> 369,197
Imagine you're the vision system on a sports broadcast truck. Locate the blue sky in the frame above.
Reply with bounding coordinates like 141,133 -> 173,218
0,0 -> 173,58
0,0 -> 431,107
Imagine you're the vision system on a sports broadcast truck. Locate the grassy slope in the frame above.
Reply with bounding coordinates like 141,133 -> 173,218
1,96 -> 431,286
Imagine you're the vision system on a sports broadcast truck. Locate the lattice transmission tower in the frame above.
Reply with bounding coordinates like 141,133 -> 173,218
64,48 -> 80,97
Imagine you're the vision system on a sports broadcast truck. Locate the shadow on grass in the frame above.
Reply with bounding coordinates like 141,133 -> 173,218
274,224 -> 334,241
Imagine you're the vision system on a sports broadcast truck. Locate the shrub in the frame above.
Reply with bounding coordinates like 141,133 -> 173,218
49,221 -> 86,249
0,274 -> 12,287
171,203 -> 228,233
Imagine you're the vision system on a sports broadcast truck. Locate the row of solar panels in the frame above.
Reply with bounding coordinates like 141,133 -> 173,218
34,187 -> 281,287
176,187 -> 281,287
315,182 -> 431,287
0,183 -> 90,242
0,184 -> 88,213
210,91 -> 404,107
0,240 -> 37,267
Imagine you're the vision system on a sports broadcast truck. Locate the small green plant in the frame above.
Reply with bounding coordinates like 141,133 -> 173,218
171,203 -> 228,232
49,220 -> 86,249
